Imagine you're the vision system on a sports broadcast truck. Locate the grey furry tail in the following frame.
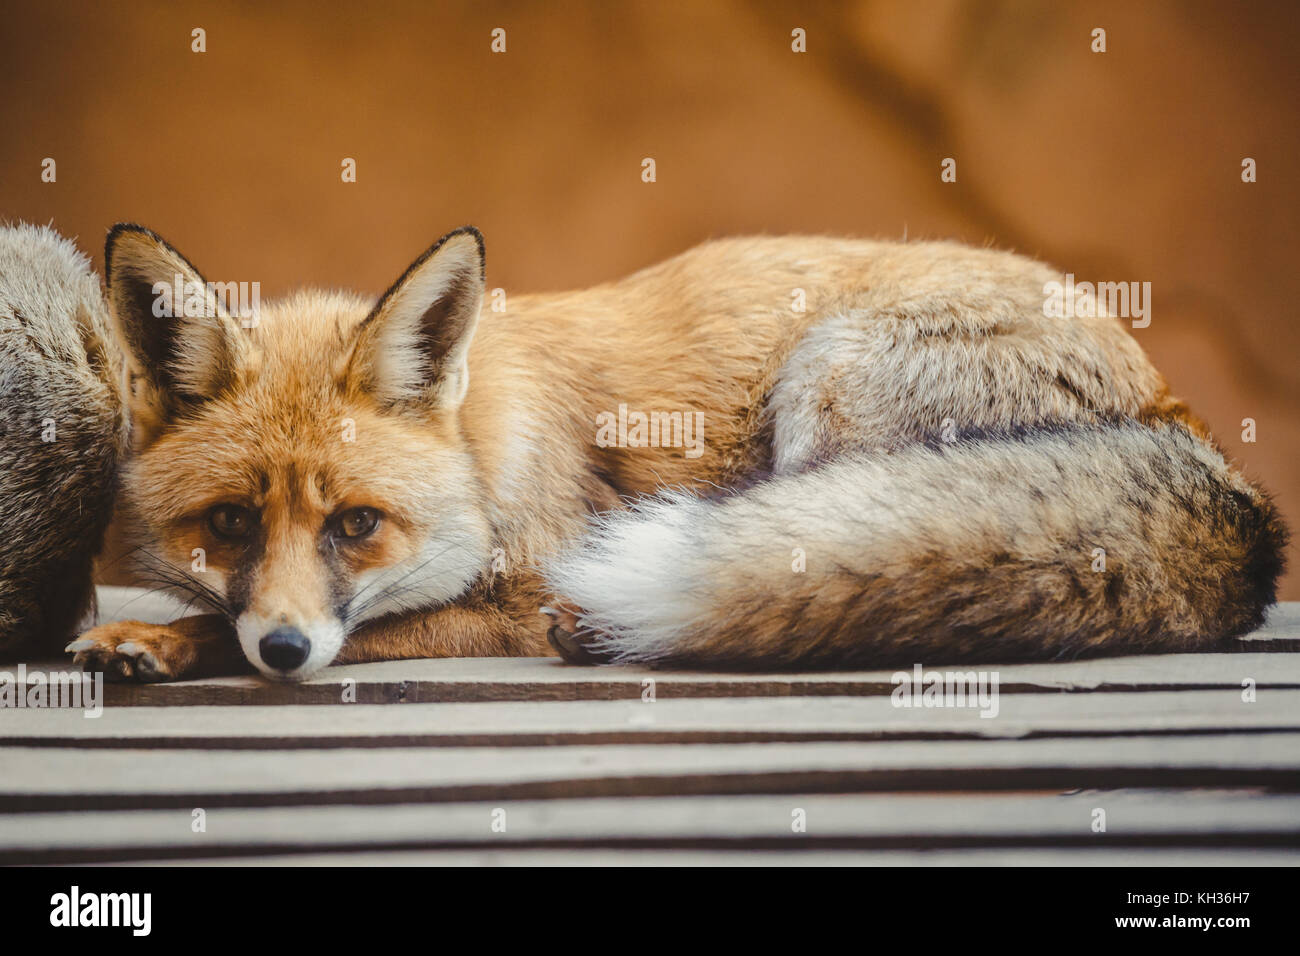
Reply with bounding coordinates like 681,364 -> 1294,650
543,420 -> 1287,669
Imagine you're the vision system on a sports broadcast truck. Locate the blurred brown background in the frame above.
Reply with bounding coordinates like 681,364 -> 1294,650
2,0 -> 1297,597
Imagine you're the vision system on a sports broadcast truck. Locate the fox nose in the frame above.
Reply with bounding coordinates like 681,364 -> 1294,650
259,627 -> 311,671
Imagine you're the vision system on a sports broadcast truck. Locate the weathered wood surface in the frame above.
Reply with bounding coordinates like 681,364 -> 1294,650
8,652 -> 1299,706
0,588 -> 1293,864
2,791 -> 1296,864
4,592 -> 1292,706
92,586 -> 189,626
1,691 -> 1297,748
126,848 -> 1300,866
2,733 -> 1298,811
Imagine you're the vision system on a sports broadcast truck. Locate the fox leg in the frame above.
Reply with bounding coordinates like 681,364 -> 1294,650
764,293 -> 1168,469
67,614 -> 248,682
336,578 -> 555,664
541,602 -> 613,664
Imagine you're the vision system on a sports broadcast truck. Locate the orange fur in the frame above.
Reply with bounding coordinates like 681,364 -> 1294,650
72,228 -> 1283,680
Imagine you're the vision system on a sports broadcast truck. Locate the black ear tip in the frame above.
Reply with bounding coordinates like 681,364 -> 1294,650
104,222 -> 162,275
103,225 -> 205,289
447,224 -> 485,263
106,222 -> 159,246
419,225 -> 486,280
461,226 -> 486,281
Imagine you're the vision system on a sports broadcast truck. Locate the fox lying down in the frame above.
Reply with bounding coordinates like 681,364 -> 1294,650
65,224 -> 1285,681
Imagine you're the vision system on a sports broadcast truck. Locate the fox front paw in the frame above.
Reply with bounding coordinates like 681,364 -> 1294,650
541,602 -> 616,665
66,621 -> 201,683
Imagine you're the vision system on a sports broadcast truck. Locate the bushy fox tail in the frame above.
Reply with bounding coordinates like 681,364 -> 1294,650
544,421 -> 1287,668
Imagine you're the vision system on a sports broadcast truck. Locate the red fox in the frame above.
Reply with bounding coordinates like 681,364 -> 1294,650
68,224 -> 1286,681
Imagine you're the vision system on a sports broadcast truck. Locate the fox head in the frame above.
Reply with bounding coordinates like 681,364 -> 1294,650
104,224 -> 494,679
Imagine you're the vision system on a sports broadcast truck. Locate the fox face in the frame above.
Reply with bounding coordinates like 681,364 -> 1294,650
105,225 -> 493,679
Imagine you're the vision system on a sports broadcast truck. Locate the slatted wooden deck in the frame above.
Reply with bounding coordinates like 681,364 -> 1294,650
1,588 -> 1298,865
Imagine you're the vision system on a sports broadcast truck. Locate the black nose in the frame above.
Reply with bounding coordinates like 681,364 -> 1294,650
259,627 -> 311,671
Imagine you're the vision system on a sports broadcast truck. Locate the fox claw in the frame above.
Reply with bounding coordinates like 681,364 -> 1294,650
115,642 -> 166,680
542,603 -> 615,665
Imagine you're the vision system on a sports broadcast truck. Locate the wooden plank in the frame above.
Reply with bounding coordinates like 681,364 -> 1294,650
1238,602 -> 1300,650
9,651 -> 1300,706
3,590 -> 1292,704
2,691 -> 1298,748
110,848 -> 1300,866
1,734 -> 1298,810
93,586 -> 189,627
1258,601 -> 1300,633
2,791 -> 1297,863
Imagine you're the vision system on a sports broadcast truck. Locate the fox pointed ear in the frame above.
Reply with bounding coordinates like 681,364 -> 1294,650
347,226 -> 485,409
105,223 -> 248,413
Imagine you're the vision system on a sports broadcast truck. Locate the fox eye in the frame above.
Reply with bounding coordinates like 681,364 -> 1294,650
209,504 -> 255,539
335,507 -> 380,540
